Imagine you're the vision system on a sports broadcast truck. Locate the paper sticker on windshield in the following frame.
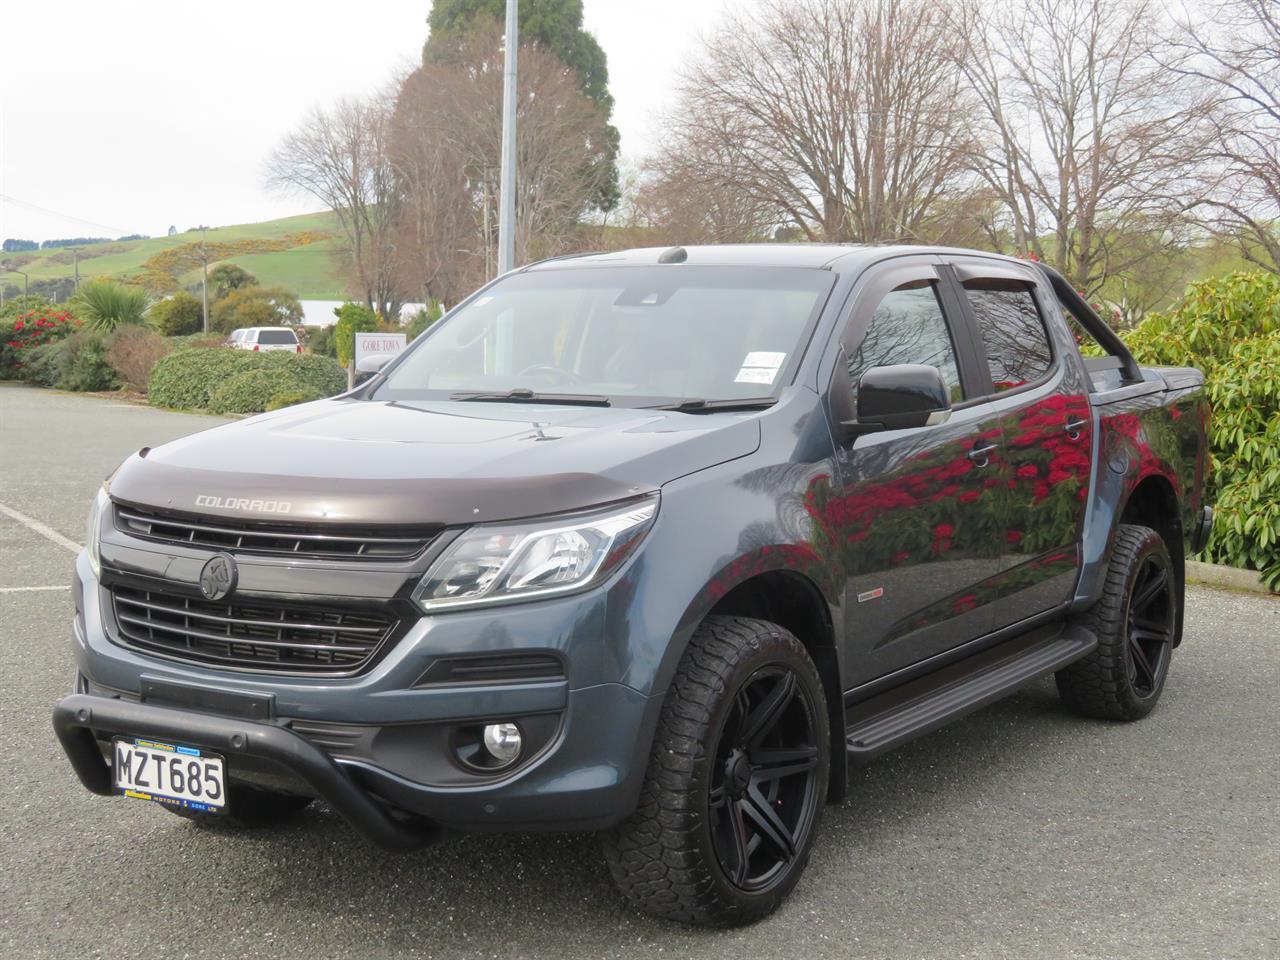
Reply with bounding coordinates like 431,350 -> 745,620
735,366 -> 778,384
743,351 -> 786,370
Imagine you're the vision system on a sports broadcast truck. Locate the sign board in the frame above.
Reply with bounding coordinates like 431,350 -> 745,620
354,332 -> 407,366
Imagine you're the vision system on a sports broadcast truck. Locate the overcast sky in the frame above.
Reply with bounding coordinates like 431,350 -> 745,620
0,0 -> 751,242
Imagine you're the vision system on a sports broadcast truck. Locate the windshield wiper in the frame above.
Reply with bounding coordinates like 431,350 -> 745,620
450,388 -> 612,407
646,397 -> 779,413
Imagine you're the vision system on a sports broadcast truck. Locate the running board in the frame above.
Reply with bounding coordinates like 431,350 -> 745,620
844,624 -> 1096,761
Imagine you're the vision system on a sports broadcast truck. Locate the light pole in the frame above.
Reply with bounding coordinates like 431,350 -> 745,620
497,0 -> 518,275
4,268 -> 29,300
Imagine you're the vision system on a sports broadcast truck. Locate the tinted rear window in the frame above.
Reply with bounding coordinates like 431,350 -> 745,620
963,280 -> 1053,392
256,329 -> 298,345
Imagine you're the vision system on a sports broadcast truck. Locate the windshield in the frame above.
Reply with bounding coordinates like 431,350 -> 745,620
373,266 -> 834,405
257,329 -> 298,344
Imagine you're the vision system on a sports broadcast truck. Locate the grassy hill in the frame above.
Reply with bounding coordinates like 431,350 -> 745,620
4,211 -> 351,300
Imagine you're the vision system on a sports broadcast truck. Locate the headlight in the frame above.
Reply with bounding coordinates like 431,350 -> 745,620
413,496 -> 658,612
86,487 -> 109,576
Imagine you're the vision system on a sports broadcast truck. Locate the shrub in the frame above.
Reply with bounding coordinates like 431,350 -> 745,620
107,326 -> 173,392
169,333 -> 226,349
1,308 -> 79,379
24,330 -> 119,391
266,387 -> 324,411
73,280 -> 149,332
148,346 -> 250,409
148,347 -> 346,412
209,369 -> 299,415
301,324 -> 336,357
333,302 -> 379,367
406,301 -> 444,340
149,292 -> 203,336
1125,271 -> 1280,589
0,294 -> 57,322
209,285 -> 303,334
260,352 -> 347,396
208,264 -> 256,300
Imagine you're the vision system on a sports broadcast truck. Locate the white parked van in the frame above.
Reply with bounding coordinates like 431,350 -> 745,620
231,327 -> 301,353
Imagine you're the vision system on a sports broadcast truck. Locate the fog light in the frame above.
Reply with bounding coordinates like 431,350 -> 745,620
482,722 -> 522,766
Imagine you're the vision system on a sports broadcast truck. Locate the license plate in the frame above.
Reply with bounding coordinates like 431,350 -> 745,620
112,737 -> 226,813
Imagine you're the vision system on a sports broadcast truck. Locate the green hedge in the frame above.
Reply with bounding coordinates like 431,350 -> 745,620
1125,271 -> 1280,590
209,369 -> 294,414
266,387 -> 324,410
149,347 -> 346,413
148,347 -> 249,409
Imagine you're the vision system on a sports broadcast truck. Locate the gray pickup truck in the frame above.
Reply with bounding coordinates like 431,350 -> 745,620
53,244 -> 1211,926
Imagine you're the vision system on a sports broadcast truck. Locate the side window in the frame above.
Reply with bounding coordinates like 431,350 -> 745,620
963,279 -> 1053,392
849,280 -> 964,403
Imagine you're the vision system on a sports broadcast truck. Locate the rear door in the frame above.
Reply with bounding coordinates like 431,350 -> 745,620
945,257 -> 1094,624
825,256 -> 1006,687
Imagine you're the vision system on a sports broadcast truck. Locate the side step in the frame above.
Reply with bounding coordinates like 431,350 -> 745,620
845,624 -> 1096,761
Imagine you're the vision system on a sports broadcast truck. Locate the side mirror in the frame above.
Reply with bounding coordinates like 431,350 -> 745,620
356,354 -> 394,374
855,363 -> 952,431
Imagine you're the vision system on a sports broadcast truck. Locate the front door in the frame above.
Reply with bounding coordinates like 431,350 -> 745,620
823,258 -> 1006,687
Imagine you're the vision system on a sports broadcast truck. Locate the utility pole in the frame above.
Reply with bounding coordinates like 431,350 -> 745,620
497,0 -> 518,275
199,226 -> 210,333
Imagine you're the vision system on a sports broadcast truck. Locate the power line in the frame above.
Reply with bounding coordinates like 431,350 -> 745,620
0,194 -> 138,237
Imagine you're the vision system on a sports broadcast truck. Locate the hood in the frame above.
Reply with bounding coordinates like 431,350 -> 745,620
109,398 -> 761,525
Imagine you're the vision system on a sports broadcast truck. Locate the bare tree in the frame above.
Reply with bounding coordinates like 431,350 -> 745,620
390,19 -> 614,302
664,0 -> 978,244
267,95 -> 406,319
1166,0 -> 1280,272
953,0 -> 1206,296
629,120 -> 787,246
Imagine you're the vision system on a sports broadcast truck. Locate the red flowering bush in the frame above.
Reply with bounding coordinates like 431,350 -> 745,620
0,309 -> 81,379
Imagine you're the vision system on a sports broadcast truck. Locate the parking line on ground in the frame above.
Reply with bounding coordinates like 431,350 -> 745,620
0,502 -> 83,555
0,585 -> 70,593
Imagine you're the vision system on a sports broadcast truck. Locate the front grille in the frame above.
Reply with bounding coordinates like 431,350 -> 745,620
109,584 -> 398,674
114,503 -> 437,561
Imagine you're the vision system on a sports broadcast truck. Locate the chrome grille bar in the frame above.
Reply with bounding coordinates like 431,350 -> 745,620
114,504 -> 436,561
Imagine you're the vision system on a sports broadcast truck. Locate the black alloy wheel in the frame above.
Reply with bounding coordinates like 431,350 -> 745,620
605,615 -> 830,926
709,666 -> 822,893
1126,552 -> 1174,698
1057,524 -> 1181,721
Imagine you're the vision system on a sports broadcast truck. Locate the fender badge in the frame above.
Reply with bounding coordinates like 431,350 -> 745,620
199,553 -> 238,601
857,587 -> 884,603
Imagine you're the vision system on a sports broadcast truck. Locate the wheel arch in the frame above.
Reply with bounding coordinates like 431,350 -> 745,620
1118,473 -> 1186,646
703,570 -> 847,803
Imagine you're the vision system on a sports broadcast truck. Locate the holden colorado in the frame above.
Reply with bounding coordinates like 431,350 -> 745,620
54,244 -> 1210,926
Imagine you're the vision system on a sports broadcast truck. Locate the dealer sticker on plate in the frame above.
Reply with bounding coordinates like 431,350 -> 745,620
112,737 -> 226,813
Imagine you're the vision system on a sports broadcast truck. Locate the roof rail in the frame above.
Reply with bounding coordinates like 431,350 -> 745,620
517,251 -> 602,272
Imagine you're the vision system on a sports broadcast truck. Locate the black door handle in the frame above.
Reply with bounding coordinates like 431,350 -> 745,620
967,443 -> 999,467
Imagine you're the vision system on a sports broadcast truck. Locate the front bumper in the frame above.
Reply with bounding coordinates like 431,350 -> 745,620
62,548 -> 663,842
54,693 -> 439,850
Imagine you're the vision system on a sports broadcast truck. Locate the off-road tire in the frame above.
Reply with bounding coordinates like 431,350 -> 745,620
1056,523 -> 1178,721
604,615 -> 829,927
163,784 -> 312,829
